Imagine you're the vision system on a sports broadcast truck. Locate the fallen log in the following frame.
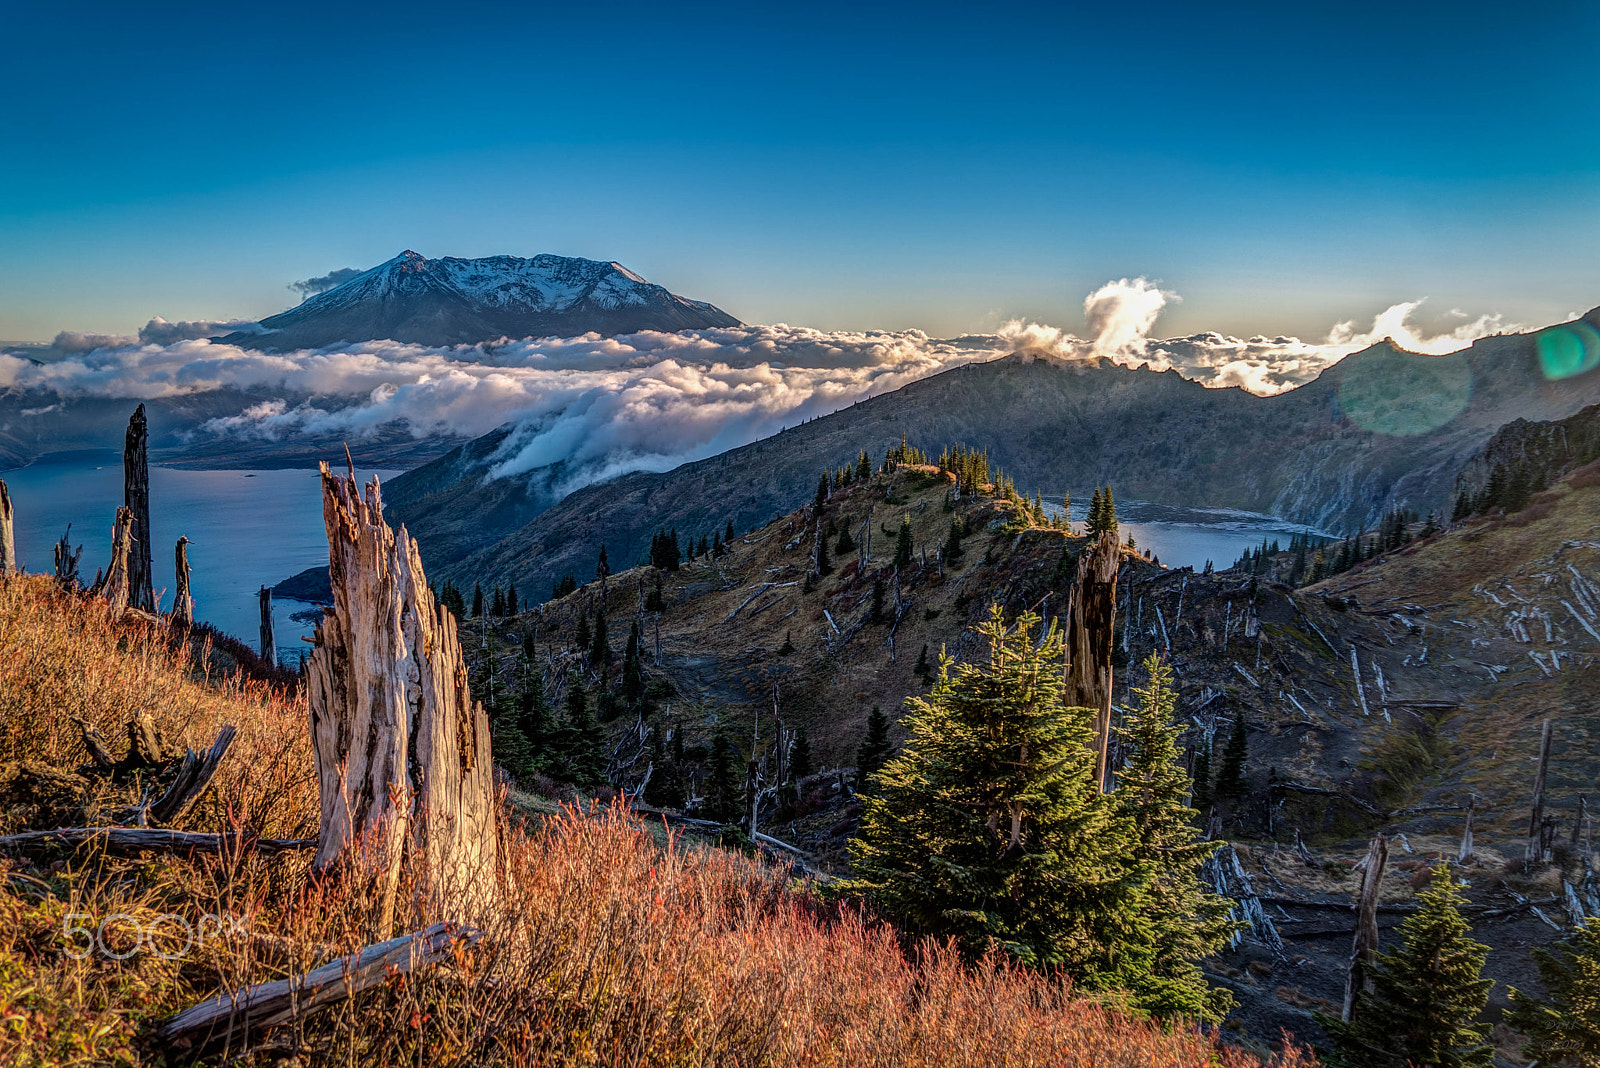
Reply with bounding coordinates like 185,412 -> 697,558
148,726 -> 237,826
157,921 -> 479,1053
0,827 -> 315,856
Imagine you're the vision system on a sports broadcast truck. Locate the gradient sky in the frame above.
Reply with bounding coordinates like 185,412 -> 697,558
4,0 -> 1598,343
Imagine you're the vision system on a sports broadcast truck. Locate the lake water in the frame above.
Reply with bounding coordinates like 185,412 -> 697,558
2,452 -> 398,666
2,456 -> 1324,662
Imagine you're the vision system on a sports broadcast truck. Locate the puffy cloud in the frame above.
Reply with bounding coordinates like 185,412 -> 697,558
289,268 -> 363,300
6,284 -> 1516,497
137,317 -> 262,345
50,330 -> 135,353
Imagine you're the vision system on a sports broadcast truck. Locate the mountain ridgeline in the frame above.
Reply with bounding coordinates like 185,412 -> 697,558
384,313 -> 1600,597
217,251 -> 741,350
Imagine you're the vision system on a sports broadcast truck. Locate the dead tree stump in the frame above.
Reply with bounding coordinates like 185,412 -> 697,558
123,404 -> 155,613
172,537 -> 193,628
258,586 -> 275,665
92,507 -> 136,613
54,525 -> 82,590
1066,530 -> 1121,791
1342,832 -> 1389,1022
1527,718 -> 1554,864
0,478 -> 14,576
305,464 -> 499,930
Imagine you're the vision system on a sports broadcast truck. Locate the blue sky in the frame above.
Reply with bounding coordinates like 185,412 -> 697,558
3,0 -> 1597,342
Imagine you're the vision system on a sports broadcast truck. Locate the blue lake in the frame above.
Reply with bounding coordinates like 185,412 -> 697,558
2,453 -> 399,666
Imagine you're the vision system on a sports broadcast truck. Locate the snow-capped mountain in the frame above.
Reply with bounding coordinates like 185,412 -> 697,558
217,251 -> 741,349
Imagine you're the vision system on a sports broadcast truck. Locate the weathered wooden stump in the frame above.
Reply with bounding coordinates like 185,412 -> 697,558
258,586 -> 275,665
305,464 -> 499,930
123,404 -> 155,613
1066,530 -> 1121,791
53,525 -> 83,590
172,537 -> 193,628
91,507 -> 136,613
0,478 -> 14,576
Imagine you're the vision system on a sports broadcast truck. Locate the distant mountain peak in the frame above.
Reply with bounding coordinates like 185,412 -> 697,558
218,251 -> 740,350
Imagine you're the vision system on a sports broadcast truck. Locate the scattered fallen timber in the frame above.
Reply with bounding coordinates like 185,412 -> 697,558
1258,894 -> 1554,917
158,921 -> 479,1053
0,827 -> 316,857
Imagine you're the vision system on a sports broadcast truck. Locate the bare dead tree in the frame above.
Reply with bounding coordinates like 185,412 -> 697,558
1342,832 -> 1389,1023
123,404 -> 155,613
172,537 -> 194,628
91,507 -> 136,613
0,478 -> 14,576
258,586 -> 275,665
1066,530 -> 1121,791
1527,718 -> 1553,864
304,464 -> 500,933
53,524 -> 82,590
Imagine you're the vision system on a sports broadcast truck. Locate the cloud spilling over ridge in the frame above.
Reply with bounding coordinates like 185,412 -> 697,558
3,283 -> 1517,493
289,267 -> 363,300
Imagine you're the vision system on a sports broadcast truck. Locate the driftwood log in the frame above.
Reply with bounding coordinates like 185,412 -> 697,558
1066,530 -> 1121,791
172,536 -> 193,628
305,464 -> 499,932
123,404 -> 155,613
0,827 -> 315,856
157,921 -> 479,1053
0,478 -> 13,576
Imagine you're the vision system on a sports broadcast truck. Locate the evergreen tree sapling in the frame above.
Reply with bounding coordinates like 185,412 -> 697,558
1318,864 -> 1493,1068
1214,708 -> 1249,798
507,584 -> 518,615
704,731 -> 744,822
1113,654 -> 1236,1021
839,609 -> 1156,993
596,544 -> 610,582
472,583 -> 484,618
622,620 -> 645,705
575,610 -> 591,655
856,705 -> 892,791
1506,918 -> 1600,1067
590,612 -> 610,671
894,514 -> 914,567
790,725 -> 813,782
554,678 -> 606,787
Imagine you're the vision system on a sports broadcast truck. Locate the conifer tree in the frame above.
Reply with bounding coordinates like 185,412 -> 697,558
622,620 -> 645,705
1215,708 -> 1249,798
596,544 -> 610,582
894,514 -> 914,567
814,472 -> 829,515
644,752 -> 687,808
669,529 -> 681,569
1319,864 -> 1493,1068
553,678 -> 606,788
1191,739 -> 1213,814
790,725 -> 812,781
870,577 -> 886,623
645,572 -> 665,611
575,610 -> 591,655
590,611 -> 610,670
836,522 -> 855,555
507,584 -> 519,615
914,643 -> 932,686
943,517 -> 964,562
856,450 -> 872,481
856,705 -> 892,790
1114,654 -> 1235,1022
703,731 -> 744,822
840,609 -> 1152,989
516,636 -> 552,775
1506,916 -> 1600,1065
471,583 -> 484,617
491,586 -> 506,617
492,714 -> 534,782
725,519 -> 735,544
1088,488 -> 1104,535
816,519 -> 832,575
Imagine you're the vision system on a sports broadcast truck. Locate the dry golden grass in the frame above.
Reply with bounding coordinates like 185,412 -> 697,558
0,572 -> 1313,1066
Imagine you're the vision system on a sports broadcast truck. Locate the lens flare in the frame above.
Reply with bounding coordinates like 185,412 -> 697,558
1337,345 -> 1473,436
1535,322 -> 1600,381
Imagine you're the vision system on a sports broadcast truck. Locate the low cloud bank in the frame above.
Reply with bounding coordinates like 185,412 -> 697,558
6,283 -> 1515,493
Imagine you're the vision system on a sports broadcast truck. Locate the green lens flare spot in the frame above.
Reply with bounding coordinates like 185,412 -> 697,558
1536,322 -> 1600,381
1337,346 -> 1473,437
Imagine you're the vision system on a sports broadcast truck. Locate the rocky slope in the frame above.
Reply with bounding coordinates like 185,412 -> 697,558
217,250 -> 740,350
388,313 -> 1600,596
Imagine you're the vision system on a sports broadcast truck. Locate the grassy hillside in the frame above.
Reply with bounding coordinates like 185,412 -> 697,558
0,574 -> 1300,1066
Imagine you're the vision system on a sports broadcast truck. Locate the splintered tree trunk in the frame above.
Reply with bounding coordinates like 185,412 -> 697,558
54,525 -> 83,590
1066,530 -> 1121,791
258,586 -> 275,665
123,404 -> 155,613
305,464 -> 499,930
1527,718 -> 1553,864
0,479 -> 14,576
1342,832 -> 1389,1023
94,507 -> 136,613
172,537 -> 193,628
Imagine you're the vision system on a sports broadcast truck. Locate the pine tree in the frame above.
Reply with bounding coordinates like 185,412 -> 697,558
1191,739 -> 1213,814
725,519 -> 735,544
856,450 -> 872,481
1113,654 -> 1236,1022
1319,864 -> 1493,1068
836,522 -> 855,555
814,472 -> 829,515
596,544 -> 610,582
575,610 -> 591,654
590,611 -> 610,670
839,608 -> 1151,989
1506,919 -> 1600,1066
712,530 -> 723,557
703,731 -> 744,822
856,704 -> 892,791
790,725 -> 812,781
913,643 -> 932,685
491,586 -> 506,617
943,517 -> 964,563
1215,708 -> 1249,798
870,577 -> 886,624
644,752 -> 687,808
622,620 -> 645,705
816,520 -> 832,575
894,514 -> 914,567
507,584 -> 518,615
645,572 -> 665,611
471,583 -> 484,618
516,637 -> 552,775
553,678 -> 606,788
1453,491 -> 1472,522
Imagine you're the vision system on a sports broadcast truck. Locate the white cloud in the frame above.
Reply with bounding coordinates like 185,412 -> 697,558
137,317 -> 261,345
3,284 -> 1517,497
